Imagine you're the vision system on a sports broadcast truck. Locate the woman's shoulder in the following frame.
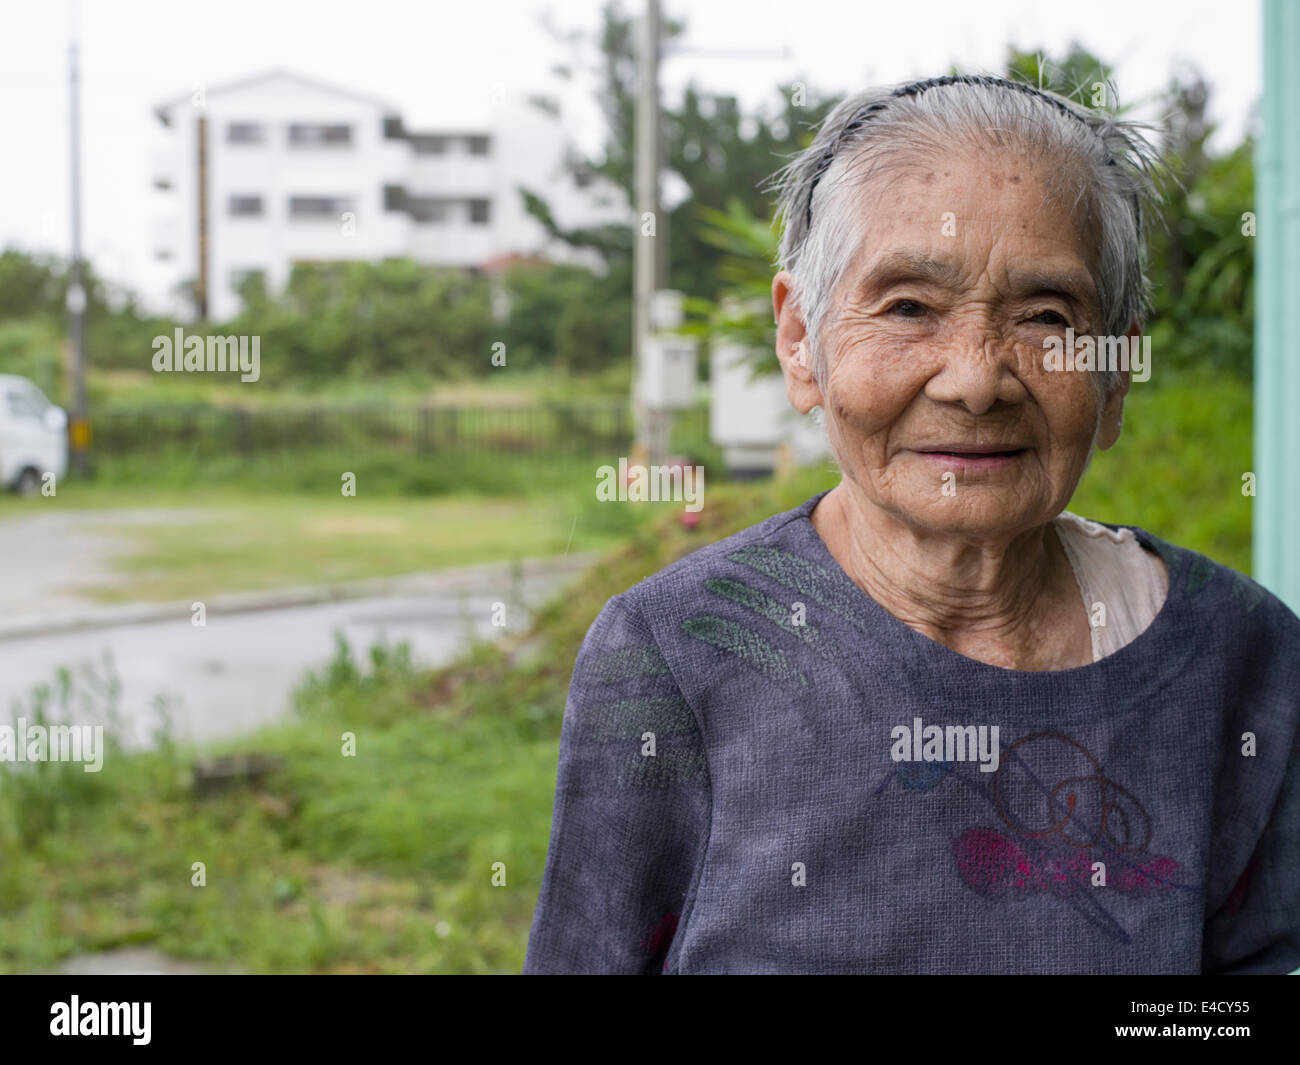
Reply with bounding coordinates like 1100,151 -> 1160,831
1088,518 -> 1300,637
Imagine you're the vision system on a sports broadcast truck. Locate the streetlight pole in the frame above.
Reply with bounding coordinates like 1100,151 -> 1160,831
67,36 -> 89,476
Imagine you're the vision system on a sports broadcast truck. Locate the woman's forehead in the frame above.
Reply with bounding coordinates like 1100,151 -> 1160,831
838,159 -> 1101,287
857,147 -> 1083,212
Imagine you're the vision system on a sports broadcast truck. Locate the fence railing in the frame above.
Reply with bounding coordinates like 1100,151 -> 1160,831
87,402 -> 706,459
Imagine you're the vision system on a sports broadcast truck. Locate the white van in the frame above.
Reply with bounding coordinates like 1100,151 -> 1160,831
0,375 -> 68,494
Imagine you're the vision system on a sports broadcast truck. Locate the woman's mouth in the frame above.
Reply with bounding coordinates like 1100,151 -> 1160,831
911,447 -> 1028,469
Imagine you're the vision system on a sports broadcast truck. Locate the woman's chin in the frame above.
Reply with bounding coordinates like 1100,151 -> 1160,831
885,496 -> 1052,540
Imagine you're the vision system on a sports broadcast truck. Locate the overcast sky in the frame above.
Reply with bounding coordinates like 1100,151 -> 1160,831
0,0 -> 1261,302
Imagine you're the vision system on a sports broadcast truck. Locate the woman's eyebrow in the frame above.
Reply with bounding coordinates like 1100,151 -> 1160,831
854,253 -> 1095,306
1007,268 -> 1096,306
853,252 -> 965,296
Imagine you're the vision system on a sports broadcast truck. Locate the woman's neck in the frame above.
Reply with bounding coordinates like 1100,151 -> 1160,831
810,484 -> 1093,670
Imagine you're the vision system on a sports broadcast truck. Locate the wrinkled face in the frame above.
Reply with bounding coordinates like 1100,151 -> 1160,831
786,146 -> 1127,540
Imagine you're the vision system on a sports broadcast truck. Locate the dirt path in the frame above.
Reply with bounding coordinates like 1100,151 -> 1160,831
0,509 -> 209,615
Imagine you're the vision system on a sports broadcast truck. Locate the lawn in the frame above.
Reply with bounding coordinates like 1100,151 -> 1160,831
0,459 -> 676,605
88,363 -> 632,408
68,495 -> 628,605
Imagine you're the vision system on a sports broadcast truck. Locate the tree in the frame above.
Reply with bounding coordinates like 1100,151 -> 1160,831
528,2 -> 835,306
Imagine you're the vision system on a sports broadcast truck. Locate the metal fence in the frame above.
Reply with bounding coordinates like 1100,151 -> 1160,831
88,403 -> 651,458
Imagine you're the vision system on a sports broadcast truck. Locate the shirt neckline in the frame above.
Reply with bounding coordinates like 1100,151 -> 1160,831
789,489 -> 1182,680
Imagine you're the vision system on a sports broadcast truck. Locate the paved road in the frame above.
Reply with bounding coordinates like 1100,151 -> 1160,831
0,556 -> 594,750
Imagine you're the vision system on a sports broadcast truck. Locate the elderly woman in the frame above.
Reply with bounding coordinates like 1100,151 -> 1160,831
524,75 -> 1300,974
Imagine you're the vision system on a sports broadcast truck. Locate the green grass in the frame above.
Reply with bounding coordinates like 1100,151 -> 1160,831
64,494 -> 634,605
0,450 -> 707,605
0,402 -> 721,604
89,363 -> 633,408
0,451 -> 621,509
0,401 -> 710,501
0,644 -> 565,973
1067,368 -> 1253,573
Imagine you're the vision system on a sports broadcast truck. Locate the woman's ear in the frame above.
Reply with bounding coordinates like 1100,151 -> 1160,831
1096,320 -> 1139,450
1096,377 -> 1127,450
772,271 -> 825,414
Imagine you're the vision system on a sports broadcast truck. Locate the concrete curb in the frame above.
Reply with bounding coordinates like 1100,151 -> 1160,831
0,551 -> 605,643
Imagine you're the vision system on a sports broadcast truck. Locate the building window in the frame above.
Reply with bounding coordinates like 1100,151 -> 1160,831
228,122 -> 264,144
289,195 -> 354,220
287,123 -> 353,147
383,185 -> 408,212
407,197 -> 451,224
228,195 -> 264,217
469,199 -> 491,225
466,135 -> 490,156
411,135 -> 448,155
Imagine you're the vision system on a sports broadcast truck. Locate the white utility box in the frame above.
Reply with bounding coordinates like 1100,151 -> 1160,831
642,334 -> 698,410
710,339 -> 831,475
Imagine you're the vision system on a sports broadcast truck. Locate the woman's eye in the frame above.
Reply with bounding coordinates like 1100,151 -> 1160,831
1029,309 -> 1069,326
888,300 -> 926,318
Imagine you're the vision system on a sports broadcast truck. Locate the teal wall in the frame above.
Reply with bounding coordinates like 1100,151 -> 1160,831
1254,0 -> 1300,612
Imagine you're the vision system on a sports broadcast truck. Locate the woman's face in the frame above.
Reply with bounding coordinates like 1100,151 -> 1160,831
777,145 -> 1128,540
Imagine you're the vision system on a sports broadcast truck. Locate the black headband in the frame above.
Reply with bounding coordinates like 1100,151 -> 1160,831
802,74 -> 1125,231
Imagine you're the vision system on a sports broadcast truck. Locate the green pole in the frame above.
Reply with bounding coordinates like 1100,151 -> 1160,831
1254,0 -> 1300,612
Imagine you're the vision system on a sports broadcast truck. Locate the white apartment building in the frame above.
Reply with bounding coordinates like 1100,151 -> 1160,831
148,69 -> 628,322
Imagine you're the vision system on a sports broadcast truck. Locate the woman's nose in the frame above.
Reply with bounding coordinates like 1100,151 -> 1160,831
923,330 -> 1022,415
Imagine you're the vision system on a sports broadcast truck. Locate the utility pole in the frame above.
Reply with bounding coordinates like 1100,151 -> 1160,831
197,114 -> 209,319
630,9 -> 788,468
631,0 -> 662,467
67,35 -> 89,476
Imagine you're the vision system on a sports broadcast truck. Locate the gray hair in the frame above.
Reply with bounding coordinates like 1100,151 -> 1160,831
769,75 -> 1164,395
